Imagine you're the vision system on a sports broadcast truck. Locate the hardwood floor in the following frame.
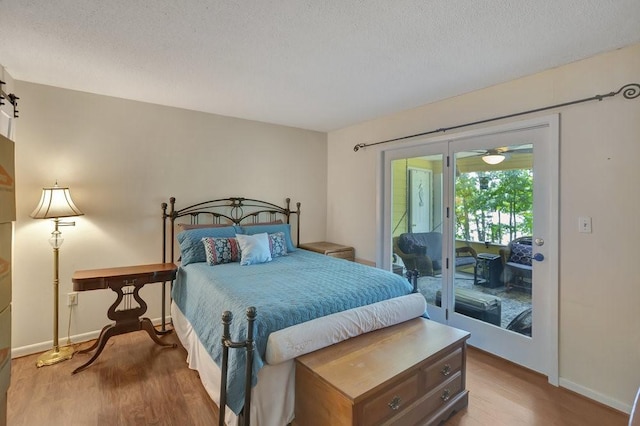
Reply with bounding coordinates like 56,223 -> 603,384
7,329 -> 629,425
448,348 -> 628,426
8,330 -> 218,425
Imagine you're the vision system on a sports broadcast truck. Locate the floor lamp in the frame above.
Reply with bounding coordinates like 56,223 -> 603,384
30,182 -> 83,367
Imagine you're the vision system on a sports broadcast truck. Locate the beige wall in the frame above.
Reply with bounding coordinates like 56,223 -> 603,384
327,44 -> 640,411
11,82 -> 327,354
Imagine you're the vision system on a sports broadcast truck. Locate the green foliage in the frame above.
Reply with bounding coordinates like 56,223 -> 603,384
455,169 -> 533,244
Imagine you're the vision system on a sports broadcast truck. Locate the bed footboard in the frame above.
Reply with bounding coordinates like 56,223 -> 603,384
219,307 -> 257,426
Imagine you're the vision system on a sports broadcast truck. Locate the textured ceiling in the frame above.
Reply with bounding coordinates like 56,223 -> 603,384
1,1 -> 639,131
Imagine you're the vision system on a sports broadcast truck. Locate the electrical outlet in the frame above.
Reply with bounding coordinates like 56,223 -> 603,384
67,292 -> 78,306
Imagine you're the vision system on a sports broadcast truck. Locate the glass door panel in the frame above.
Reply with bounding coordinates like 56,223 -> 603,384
390,155 -> 444,315
453,144 -> 533,335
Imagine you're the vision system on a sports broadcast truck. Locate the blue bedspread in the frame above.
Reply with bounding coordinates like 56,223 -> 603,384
172,249 -> 413,415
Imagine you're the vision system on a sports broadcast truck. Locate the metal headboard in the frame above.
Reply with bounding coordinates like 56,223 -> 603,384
161,196 -> 301,264
159,196 -> 301,331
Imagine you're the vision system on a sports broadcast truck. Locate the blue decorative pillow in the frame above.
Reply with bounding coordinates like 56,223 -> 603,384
241,223 -> 296,252
268,232 -> 288,259
202,237 -> 240,265
508,242 -> 532,266
236,233 -> 272,265
177,226 -> 242,266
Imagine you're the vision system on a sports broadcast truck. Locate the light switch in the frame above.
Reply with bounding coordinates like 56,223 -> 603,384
579,216 -> 592,233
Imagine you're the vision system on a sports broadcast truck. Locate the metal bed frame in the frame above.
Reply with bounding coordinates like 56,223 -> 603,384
159,196 -> 419,425
160,196 -> 300,425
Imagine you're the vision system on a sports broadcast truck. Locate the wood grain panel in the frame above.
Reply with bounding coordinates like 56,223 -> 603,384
0,224 -> 11,312
0,134 -> 15,223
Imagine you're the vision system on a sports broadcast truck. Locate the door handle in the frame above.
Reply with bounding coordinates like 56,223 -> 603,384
533,253 -> 544,262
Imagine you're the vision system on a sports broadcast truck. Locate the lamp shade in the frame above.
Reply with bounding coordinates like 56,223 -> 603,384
482,153 -> 506,165
30,184 -> 84,219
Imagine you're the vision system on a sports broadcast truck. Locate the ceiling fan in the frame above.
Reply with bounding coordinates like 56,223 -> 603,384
471,144 -> 533,164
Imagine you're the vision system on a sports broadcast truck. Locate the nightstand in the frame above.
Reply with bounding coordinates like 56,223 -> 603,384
71,263 -> 177,374
299,241 -> 355,261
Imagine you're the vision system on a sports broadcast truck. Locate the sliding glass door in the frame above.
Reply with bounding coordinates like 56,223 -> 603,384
380,116 -> 558,381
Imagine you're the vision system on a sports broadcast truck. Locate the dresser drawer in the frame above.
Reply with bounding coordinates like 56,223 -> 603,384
104,275 -> 152,288
0,306 -> 9,423
0,305 -> 10,372
384,372 -> 464,426
0,134 -> 15,223
361,373 -> 419,426
422,347 -> 463,391
421,372 -> 463,421
0,355 -> 9,403
0,223 -> 11,310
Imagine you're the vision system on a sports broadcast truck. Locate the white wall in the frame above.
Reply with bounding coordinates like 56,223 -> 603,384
11,82 -> 327,354
327,44 -> 640,410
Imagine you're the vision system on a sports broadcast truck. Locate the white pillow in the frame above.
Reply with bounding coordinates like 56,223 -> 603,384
236,233 -> 272,265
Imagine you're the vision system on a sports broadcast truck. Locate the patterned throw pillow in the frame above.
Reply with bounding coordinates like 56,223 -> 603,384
202,237 -> 240,265
268,232 -> 288,259
508,242 -> 532,266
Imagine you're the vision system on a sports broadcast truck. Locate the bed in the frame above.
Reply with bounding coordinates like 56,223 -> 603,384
161,197 -> 427,425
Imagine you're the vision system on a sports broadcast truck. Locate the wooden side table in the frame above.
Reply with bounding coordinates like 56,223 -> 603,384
299,241 -> 355,261
71,263 -> 177,374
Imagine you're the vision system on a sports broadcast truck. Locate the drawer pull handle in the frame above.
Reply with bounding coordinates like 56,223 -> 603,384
388,396 -> 401,411
441,389 -> 451,402
441,364 -> 451,376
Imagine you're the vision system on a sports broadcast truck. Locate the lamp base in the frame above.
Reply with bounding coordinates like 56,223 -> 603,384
36,345 -> 75,367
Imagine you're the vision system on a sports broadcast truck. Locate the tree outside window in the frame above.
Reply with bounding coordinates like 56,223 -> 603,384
455,169 -> 533,245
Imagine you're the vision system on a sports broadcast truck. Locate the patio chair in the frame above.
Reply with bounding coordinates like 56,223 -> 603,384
499,236 -> 533,292
393,232 -> 477,277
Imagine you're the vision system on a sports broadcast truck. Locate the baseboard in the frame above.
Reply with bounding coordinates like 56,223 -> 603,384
559,377 -> 632,414
11,316 -> 170,359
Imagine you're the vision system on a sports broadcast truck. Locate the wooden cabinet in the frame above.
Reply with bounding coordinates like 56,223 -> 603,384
0,133 -> 15,425
295,318 -> 470,426
299,241 -> 355,261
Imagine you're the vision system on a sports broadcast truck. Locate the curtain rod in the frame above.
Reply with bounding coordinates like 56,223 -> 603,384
353,82 -> 639,152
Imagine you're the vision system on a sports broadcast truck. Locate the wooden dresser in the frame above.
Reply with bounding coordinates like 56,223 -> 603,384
299,241 -> 355,261
0,133 -> 15,425
294,318 -> 470,426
